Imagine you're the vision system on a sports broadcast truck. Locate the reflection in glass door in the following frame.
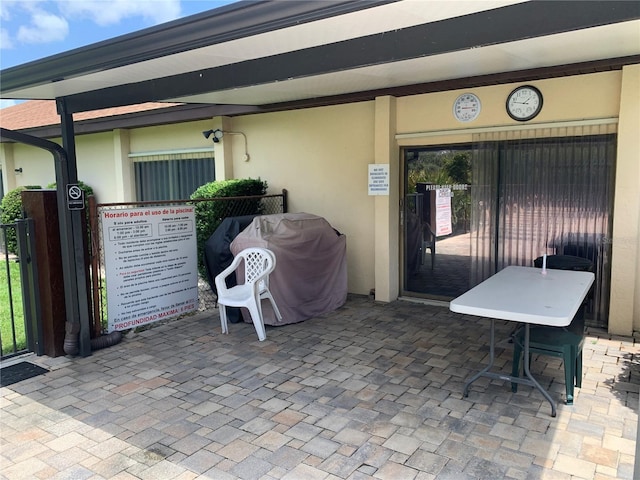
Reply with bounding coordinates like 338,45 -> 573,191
402,147 -> 472,300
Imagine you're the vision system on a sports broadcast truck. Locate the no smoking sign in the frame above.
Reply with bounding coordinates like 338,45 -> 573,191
67,184 -> 85,210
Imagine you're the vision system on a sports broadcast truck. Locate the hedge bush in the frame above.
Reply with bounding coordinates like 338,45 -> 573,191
0,185 -> 42,255
191,178 -> 267,277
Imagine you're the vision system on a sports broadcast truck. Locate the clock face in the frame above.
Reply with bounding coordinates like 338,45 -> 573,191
507,85 -> 543,121
453,93 -> 481,122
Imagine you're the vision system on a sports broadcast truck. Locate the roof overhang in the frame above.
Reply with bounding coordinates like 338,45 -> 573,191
1,0 -> 639,115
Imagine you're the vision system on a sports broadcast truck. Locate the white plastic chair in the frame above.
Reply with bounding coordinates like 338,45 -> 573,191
214,247 -> 282,341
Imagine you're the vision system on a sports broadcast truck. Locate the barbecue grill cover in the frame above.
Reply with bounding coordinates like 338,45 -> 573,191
230,213 -> 347,325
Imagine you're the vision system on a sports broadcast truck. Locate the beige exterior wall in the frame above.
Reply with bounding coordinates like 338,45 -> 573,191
7,133 -> 120,201
210,103 -> 377,297
2,69 -> 638,334
2,141 -> 58,190
129,120 -> 214,153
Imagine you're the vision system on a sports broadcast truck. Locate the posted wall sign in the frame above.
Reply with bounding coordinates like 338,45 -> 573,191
101,206 -> 198,332
66,184 -> 85,210
368,164 -> 389,195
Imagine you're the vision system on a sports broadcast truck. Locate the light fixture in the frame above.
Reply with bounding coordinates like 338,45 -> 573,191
202,128 -> 250,161
14,167 -> 23,173
202,129 -> 224,143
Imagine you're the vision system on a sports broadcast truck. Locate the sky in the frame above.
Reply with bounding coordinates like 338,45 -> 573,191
0,0 -> 237,108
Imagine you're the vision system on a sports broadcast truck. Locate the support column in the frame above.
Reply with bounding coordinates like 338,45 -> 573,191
373,96 -> 399,302
56,98 -> 92,356
609,64 -> 640,335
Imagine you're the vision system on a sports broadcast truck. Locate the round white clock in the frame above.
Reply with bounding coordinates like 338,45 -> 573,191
453,93 -> 481,122
506,85 -> 543,121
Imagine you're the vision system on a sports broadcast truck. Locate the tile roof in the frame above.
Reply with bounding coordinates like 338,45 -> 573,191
0,100 -> 181,130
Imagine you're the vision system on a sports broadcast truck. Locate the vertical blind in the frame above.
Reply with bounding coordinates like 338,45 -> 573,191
471,123 -> 617,326
134,151 -> 215,201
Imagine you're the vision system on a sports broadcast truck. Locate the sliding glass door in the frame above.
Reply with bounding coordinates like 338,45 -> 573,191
402,124 -> 616,327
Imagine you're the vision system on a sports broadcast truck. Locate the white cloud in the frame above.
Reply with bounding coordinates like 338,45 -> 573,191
0,28 -> 14,49
1,1 -> 68,48
1,0 -> 182,52
0,0 -> 19,21
17,11 -> 69,44
60,0 -> 182,26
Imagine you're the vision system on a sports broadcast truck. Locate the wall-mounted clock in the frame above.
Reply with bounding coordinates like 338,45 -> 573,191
506,85 -> 543,121
453,93 -> 481,122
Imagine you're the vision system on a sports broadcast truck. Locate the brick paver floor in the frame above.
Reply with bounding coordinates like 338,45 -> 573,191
1,295 -> 637,479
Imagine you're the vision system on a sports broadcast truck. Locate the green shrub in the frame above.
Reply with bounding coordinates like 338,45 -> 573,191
191,178 -> 267,276
0,185 -> 42,255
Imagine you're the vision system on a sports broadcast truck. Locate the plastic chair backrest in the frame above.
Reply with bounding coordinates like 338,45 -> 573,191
238,248 -> 275,286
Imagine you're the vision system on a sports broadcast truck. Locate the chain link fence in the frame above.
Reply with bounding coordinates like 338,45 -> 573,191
88,191 -> 287,335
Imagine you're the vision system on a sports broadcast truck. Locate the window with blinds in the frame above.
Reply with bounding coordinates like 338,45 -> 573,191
132,150 -> 215,201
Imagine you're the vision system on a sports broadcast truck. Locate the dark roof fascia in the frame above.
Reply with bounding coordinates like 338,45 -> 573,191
0,0 -> 394,94
57,0 -> 640,114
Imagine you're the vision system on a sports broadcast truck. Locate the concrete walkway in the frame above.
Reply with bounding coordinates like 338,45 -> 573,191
1,295 -> 638,479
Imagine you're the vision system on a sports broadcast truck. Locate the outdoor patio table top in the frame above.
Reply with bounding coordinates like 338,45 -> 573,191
449,265 -> 594,416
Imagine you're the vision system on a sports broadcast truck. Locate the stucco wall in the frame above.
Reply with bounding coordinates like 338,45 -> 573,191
1,132 -> 121,203
129,121 -> 214,153
397,71 -> 621,134
211,103 -> 377,297
2,141 -> 58,190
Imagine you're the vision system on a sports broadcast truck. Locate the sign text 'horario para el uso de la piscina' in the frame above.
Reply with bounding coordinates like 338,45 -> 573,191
101,206 -> 198,332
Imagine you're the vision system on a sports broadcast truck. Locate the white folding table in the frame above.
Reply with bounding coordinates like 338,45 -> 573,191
450,265 -> 594,416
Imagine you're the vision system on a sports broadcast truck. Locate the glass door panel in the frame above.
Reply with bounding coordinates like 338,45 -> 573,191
402,147 -> 472,300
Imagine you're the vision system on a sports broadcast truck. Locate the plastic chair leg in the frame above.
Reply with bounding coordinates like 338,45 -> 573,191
247,301 -> 267,341
263,291 -> 283,322
219,305 -> 229,334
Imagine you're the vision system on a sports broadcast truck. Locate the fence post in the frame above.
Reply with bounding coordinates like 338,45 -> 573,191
16,219 -> 44,356
88,195 -> 102,337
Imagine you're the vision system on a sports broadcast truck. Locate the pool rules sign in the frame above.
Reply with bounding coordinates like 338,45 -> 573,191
101,206 -> 199,332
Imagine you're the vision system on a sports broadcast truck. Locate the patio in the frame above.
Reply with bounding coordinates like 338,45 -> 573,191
1,295 -> 638,479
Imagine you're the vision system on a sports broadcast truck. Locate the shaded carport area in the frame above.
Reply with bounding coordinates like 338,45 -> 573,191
1,0 -> 638,357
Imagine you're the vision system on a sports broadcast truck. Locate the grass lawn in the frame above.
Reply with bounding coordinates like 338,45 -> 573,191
0,259 -> 26,354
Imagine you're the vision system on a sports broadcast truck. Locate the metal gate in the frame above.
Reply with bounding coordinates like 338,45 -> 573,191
1,219 -> 42,360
